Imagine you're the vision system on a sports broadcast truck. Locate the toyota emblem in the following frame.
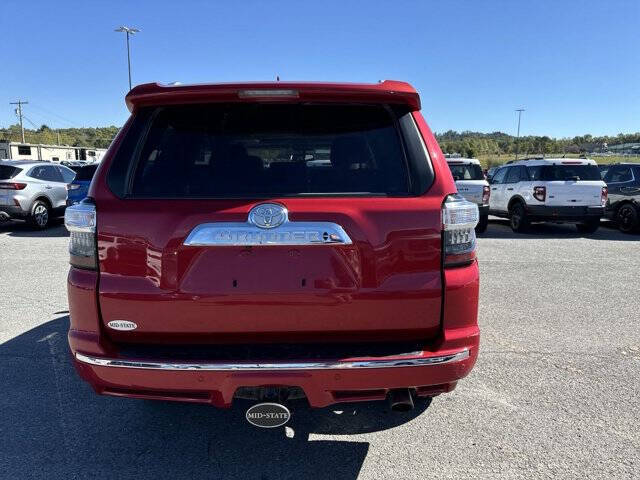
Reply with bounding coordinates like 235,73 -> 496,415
248,203 -> 287,229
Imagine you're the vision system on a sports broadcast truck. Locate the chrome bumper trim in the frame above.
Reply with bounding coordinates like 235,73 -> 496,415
75,348 -> 469,371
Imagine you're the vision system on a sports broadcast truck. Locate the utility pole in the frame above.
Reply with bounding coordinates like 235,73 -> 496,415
514,108 -> 525,161
10,100 -> 28,143
114,26 -> 140,90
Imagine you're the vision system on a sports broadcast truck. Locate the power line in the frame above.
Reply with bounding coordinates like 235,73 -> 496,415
29,103 -> 82,127
21,115 -> 38,129
21,110 -> 65,145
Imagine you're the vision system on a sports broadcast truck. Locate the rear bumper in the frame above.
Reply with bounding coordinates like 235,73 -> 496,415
71,343 -> 476,407
67,258 -> 480,408
525,205 -> 604,221
0,205 -> 27,219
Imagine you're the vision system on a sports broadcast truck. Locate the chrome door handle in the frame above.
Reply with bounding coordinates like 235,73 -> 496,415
45,185 -> 52,189
491,187 -> 497,191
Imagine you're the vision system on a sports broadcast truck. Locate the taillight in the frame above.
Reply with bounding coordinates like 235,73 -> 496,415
482,185 -> 490,204
601,186 -> 608,206
533,186 -> 546,202
64,201 -> 97,270
442,194 -> 479,268
0,182 -> 27,190
66,184 -> 81,191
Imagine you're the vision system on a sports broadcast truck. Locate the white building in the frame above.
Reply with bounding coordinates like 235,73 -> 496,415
607,142 -> 640,155
0,140 -> 107,163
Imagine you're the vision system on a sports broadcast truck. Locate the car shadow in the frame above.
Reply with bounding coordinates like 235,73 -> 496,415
1,316 -> 432,480
0,218 -> 69,237
478,218 -> 638,240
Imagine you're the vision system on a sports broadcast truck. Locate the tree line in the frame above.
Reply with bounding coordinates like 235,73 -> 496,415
436,130 -> 640,159
0,124 -> 119,149
1,123 -> 639,156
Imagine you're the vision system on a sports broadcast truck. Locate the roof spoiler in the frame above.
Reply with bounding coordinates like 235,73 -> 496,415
125,80 -> 421,112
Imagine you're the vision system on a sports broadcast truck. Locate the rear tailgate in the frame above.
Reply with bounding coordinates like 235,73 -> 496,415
545,180 -> 604,206
0,165 -> 23,205
455,180 -> 486,205
94,90 -> 445,345
97,198 -> 443,343
540,163 -> 604,207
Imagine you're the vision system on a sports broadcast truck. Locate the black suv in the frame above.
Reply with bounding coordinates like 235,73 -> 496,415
603,163 -> 640,233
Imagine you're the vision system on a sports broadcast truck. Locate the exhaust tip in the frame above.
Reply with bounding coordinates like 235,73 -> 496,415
391,402 -> 413,413
387,388 -> 415,413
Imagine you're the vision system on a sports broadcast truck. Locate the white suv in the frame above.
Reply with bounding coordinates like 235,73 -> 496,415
488,158 -> 607,233
446,157 -> 490,232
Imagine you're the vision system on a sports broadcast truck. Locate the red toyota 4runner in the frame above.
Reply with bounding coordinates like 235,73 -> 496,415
65,81 -> 480,411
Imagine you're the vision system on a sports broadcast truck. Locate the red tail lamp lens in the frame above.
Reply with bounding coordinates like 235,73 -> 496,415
533,186 -> 546,202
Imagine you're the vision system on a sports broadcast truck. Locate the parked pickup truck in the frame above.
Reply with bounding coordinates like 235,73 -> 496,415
65,81 -> 480,412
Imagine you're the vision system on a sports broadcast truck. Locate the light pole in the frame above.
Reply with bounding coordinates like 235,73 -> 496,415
514,108 -> 525,161
114,26 -> 140,90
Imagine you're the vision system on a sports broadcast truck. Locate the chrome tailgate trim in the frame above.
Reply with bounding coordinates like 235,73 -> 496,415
183,221 -> 352,246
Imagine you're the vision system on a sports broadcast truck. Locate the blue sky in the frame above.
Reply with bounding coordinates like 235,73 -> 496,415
2,0 -> 638,137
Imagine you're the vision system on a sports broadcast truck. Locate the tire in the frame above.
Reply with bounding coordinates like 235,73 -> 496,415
475,214 -> 488,233
616,204 -> 639,233
509,202 -> 529,232
576,219 -> 600,234
28,200 -> 50,229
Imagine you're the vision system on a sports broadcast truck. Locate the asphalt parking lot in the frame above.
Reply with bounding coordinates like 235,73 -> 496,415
1,218 -> 638,480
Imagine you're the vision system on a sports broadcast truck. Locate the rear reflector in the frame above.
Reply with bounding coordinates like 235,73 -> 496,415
442,194 -> 479,268
238,89 -> 299,98
64,201 -> 97,269
0,182 -> 27,190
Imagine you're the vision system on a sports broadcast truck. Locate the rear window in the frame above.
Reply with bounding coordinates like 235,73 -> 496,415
447,163 -> 484,180
0,165 -> 21,180
121,104 -> 422,198
527,164 -> 601,181
75,164 -> 98,181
